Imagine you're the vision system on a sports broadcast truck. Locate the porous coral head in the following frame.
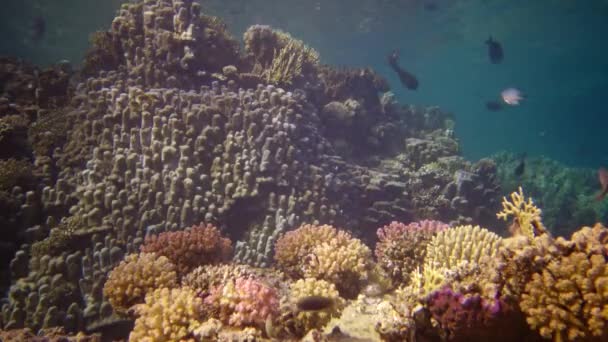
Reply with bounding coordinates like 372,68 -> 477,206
103,252 -> 178,313
520,224 -> 608,341
204,276 -> 279,328
140,223 -> 232,277
130,286 -> 205,342
375,220 -> 449,284
274,224 -> 349,278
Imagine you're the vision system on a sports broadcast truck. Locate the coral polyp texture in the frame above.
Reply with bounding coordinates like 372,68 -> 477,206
103,253 -> 177,314
140,223 -> 232,277
375,220 -> 449,283
129,286 -> 204,341
497,186 -> 547,238
204,276 -> 279,328
520,223 -> 608,341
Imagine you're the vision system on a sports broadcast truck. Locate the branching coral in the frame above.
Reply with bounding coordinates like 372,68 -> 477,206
424,225 -> 502,271
497,187 -> 547,238
0,158 -> 33,192
520,224 -> 608,341
103,253 -> 178,313
130,286 -> 204,341
182,264 -> 288,296
140,223 -> 232,277
375,220 -> 449,284
243,25 -> 319,86
204,276 -> 279,328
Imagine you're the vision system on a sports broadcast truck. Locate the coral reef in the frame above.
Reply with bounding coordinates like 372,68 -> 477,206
497,186 -> 547,238
103,253 -> 177,314
1,0 -> 504,338
140,223 -> 232,277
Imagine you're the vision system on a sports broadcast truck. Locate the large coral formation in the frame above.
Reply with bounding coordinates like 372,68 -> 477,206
520,223 -> 608,341
140,223 -> 232,277
129,286 -> 204,341
375,220 -> 449,284
1,0 -> 504,338
103,253 -> 177,314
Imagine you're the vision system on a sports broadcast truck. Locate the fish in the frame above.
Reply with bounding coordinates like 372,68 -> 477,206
485,36 -> 503,64
501,88 -> 525,105
387,50 -> 419,90
485,100 -> 503,111
423,2 -> 438,11
514,152 -> 526,177
295,295 -> 335,312
30,16 -> 46,42
596,167 -> 608,201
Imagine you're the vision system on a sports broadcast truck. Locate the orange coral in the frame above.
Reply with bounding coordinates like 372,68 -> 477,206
140,223 -> 232,277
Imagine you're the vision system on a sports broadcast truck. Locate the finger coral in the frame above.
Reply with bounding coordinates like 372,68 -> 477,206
424,225 -> 502,271
520,224 -> 608,341
182,264 -> 288,296
375,220 -> 449,284
497,187 -> 547,238
140,223 -> 232,277
103,253 -> 177,313
204,276 -> 279,328
130,286 -> 204,341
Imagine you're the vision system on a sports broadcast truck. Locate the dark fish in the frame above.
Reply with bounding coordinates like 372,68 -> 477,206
296,295 -> 334,312
30,16 -> 46,42
485,36 -> 503,64
387,50 -> 419,90
596,167 -> 608,201
485,100 -> 502,111
514,152 -> 526,177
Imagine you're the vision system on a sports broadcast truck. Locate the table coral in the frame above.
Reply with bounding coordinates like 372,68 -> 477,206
520,225 -> 608,341
204,276 -> 279,328
140,223 -> 232,277
130,286 -> 204,342
375,220 -> 449,284
103,253 -> 177,313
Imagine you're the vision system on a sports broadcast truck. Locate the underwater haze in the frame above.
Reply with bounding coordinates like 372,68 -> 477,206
2,0 -> 608,167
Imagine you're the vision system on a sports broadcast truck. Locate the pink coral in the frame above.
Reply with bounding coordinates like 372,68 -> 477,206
375,220 -> 448,283
140,223 -> 232,277
204,276 -> 279,328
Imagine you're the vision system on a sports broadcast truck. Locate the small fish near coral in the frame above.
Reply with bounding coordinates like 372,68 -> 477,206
485,100 -> 503,111
501,87 -> 526,105
30,16 -> 46,42
387,49 -> 419,90
596,167 -> 608,201
295,295 -> 335,312
485,36 -> 503,64
514,152 -> 526,177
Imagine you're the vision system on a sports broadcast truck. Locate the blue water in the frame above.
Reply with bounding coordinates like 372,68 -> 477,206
2,0 -> 607,168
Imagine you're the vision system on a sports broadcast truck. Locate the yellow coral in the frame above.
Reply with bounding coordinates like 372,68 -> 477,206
103,253 -> 178,313
497,187 -> 547,239
424,225 -> 502,271
264,39 -> 319,85
303,236 -> 372,284
288,278 -> 344,333
130,286 -> 204,342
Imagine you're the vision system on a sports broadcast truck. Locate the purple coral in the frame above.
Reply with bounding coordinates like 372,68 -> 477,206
375,220 -> 449,283
426,286 -> 527,341
204,276 -> 279,328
